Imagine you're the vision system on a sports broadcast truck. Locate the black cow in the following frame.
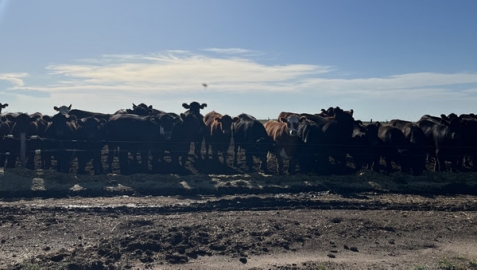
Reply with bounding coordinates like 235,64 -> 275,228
42,113 -> 78,173
182,102 -> 207,159
68,109 -> 112,121
232,113 -> 273,173
4,113 -> 45,169
160,112 -> 202,171
0,118 -> 11,167
348,121 -> 381,171
459,118 -> 477,169
301,107 -> 355,173
75,117 -> 107,174
391,121 -> 427,174
296,118 -> 325,173
417,115 -> 462,172
377,124 -> 415,173
148,112 -> 186,171
106,114 -> 164,174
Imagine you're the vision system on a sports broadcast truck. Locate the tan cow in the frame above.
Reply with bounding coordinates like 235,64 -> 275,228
264,115 -> 304,174
204,111 -> 237,164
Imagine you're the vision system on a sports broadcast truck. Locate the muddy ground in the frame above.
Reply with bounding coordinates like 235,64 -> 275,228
0,145 -> 477,269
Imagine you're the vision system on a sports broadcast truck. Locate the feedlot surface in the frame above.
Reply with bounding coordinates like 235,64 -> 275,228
1,171 -> 477,269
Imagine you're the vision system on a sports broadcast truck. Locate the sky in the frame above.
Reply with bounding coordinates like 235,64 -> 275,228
0,0 -> 476,121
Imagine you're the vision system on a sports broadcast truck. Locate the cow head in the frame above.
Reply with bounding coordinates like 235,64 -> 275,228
10,113 -> 36,135
182,102 -> 207,115
0,103 -> 8,114
77,117 -> 107,140
214,115 -> 238,135
280,115 -> 301,136
158,113 -> 182,140
127,103 -> 154,116
54,104 -> 72,115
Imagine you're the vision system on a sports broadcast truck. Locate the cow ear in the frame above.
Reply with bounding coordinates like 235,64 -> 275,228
54,106 -> 59,111
232,117 -> 239,122
148,105 -> 153,109
299,116 -> 307,122
374,121 -> 382,128
200,103 -> 207,109
349,109 -> 354,116
132,103 -> 137,108
215,117 -> 221,122
182,103 -> 190,109
280,117 -> 287,123
68,104 -> 72,110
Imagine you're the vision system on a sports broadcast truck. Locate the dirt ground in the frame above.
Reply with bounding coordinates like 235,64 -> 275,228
0,145 -> 477,269
1,188 -> 477,269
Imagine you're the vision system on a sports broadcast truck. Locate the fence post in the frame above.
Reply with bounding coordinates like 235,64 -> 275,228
20,133 -> 26,167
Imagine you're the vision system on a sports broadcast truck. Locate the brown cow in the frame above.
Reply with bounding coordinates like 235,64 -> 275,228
277,111 -> 299,122
203,111 -> 237,163
264,115 -> 304,174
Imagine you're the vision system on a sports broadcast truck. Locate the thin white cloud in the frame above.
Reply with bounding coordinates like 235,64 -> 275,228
39,52 -> 330,94
203,48 -> 252,55
0,72 -> 28,87
302,72 -> 477,92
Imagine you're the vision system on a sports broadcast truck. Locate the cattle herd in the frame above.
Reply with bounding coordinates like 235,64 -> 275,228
0,101 -> 475,176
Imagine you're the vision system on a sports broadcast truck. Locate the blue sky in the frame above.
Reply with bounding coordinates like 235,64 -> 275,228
0,0 -> 476,121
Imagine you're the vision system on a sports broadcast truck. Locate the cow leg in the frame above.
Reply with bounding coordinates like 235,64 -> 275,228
57,150 -> 71,173
222,145 -> 228,165
25,152 -> 36,170
92,150 -> 104,175
435,149 -> 445,172
0,153 -> 6,168
244,150 -> 254,172
139,151 -> 149,173
211,144 -> 219,162
276,155 -> 284,175
204,140 -> 210,160
107,145 -> 117,173
150,148 -> 162,173
6,154 -> 16,168
371,155 -> 380,172
118,150 -> 130,175
77,153 -> 87,174
288,158 -> 296,174
259,154 -> 269,174
194,137 -> 203,160
233,145 -> 240,167
384,156 -> 393,173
